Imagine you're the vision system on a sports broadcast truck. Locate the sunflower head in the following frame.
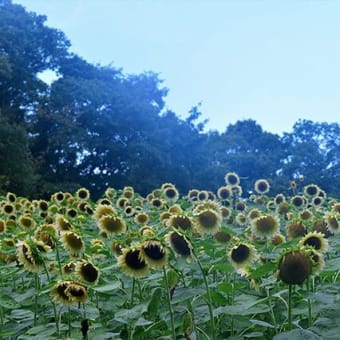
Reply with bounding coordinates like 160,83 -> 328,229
55,214 -> 73,232
93,204 -> 116,220
134,212 -> 149,225
214,230 -> 233,245
224,172 -> 240,186
76,260 -> 100,284
104,187 -> 116,200
75,188 -> 90,201
286,221 -> 307,240
229,243 -> 256,269
118,247 -> 149,278
52,280 -> 88,305
139,240 -> 168,268
97,215 -> 126,235
17,240 -> 44,272
187,189 -> 199,202
195,209 -> 222,234
217,186 -> 232,200
290,195 -> 306,209
254,179 -> 270,194
274,194 -> 286,205
325,213 -> 340,234
277,250 -> 312,285
166,231 -> 193,257
303,184 -> 320,197
62,232 -> 85,257
163,186 -> 179,202
299,232 -> 328,253
0,219 -> 7,234
251,214 -> 280,238
167,214 -> 193,231
168,204 -> 183,214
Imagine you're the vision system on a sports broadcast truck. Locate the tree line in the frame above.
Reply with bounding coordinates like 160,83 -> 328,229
1,2 -> 339,199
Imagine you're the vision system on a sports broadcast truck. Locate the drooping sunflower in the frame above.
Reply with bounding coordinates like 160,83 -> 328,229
0,218 -> 7,234
111,241 -> 123,257
325,213 -> 340,234
277,250 -> 312,285
220,206 -> 231,220
168,204 -> 183,214
298,232 -> 328,253
52,280 -> 88,305
312,219 -> 332,237
228,243 -> 257,269
195,209 -> 222,234
251,214 -> 280,238
118,247 -> 149,278
167,214 -> 193,231
247,208 -> 261,221
271,233 -> 286,246
104,187 -> 116,200
97,214 -> 126,235
55,214 -> 73,232
235,213 -> 247,226
62,231 -> 85,257
166,231 -> 193,257
286,221 -> 307,239
76,260 -> 100,284
309,250 -> 325,274
17,240 -> 44,272
254,179 -> 270,195
93,204 -> 116,220
139,240 -> 168,268
214,230 -> 233,246
299,209 -> 313,221
224,172 -> 240,186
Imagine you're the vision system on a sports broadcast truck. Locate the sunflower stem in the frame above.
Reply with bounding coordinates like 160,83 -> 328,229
288,284 -> 293,331
307,279 -> 312,328
68,305 -> 71,336
130,277 -> 135,307
230,272 -> 236,336
163,266 -> 176,340
55,243 -> 63,277
196,256 -> 216,340
34,273 -> 39,326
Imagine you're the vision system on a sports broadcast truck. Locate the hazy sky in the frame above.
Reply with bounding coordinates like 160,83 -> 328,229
14,0 -> 340,135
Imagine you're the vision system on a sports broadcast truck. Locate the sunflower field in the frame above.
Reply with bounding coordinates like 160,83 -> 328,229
0,173 -> 339,340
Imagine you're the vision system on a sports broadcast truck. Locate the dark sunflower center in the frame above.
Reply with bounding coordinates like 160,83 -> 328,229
170,233 -> 191,256
172,216 -> 192,230
57,283 -> 69,300
199,211 -> 217,228
231,244 -> 250,263
257,182 -> 268,192
292,197 -> 304,207
279,252 -> 312,285
126,249 -> 147,270
143,244 -> 165,260
307,187 -> 317,195
228,175 -> 238,185
78,190 -> 88,199
4,205 -> 14,214
66,234 -> 83,250
69,286 -> 86,297
165,189 -> 177,198
220,189 -> 230,199
82,263 -> 99,282
22,244 -> 34,264
304,236 -> 322,249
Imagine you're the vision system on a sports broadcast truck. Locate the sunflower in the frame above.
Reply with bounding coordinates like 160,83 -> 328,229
55,214 -> 73,232
214,230 -> 233,245
124,205 -> 135,217
150,198 -> 164,209
220,206 -> 231,220
118,247 -> 149,278
116,197 -> 130,209
197,191 -> 209,201
134,212 -> 149,225
236,201 -> 247,212
277,250 -> 312,285
251,214 -> 280,238
271,234 -> 286,246
104,188 -> 116,200
52,280 -> 88,305
332,202 -> 340,214
6,192 -> 16,203
286,221 -> 307,239
235,213 -> 247,226
224,172 -> 240,186
303,184 -> 320,198
122,186 -> 135,199
139,240 -> 168,268
0,218 -> 6,234
187,189 -> 199,202
309,250 -> 325,274
66,208 -> 78,219
290,195 -> 306,209
93,204 -> 116,220
97,214 -> 126,235
2,203 -> 15,215
217,186 -> 232,200
53,192 -> 65,204
274,194 -> 286,205
76,260 -> 100,284
75,188 -> 90,201
63,261 -> 76,274
167,214 -> 193,231
111,242 -> 123,257
325,213 -> 340,234
168,204 -> 183,214
139,225 -> 155,237
299,209 -> 313,221
229,243 -> 257,269
17,240 -> 44,272
195,209 -> 222,234
298,232 -> 328,253
163,186 -> 179,202
62,231 -> 85,257
247,208 -> 261,221
254,179 -> 270,195
166,231 -> 193,257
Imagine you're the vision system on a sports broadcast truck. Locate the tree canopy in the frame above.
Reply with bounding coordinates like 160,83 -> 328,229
1,2 -> 339,199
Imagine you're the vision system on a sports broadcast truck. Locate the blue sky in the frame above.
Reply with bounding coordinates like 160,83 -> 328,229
15,0 -> 340,135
